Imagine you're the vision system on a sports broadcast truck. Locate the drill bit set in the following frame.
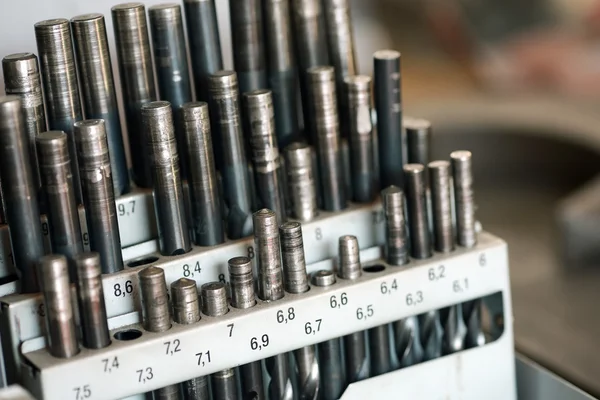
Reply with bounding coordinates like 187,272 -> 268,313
0,0 -> 516,399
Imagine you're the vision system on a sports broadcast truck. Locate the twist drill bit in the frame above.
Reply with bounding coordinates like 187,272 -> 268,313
71,14 -> 129,196
429,161 -> 454,253
201,282 -> 239,400
463,300 -> 485,348
181,102 -> 225,246
244,90 -> 287,222
73,252 -> 110,349
0,97 -> 45,293
311,271 -> 344,399
264,0 -> 300,147
38,254 -> 79,358
36,131 -> 84,278
149,4 -> 193,180
439,305 -> 467,355
208,71 -> 253,239
284,142 -> 318,222
142,101 -> 191,256
404,164 -> 432,259
0,186 -> 5,224
307,66 -> 346,211
112,3 -> 157,188
344,75 -> 375,203
374,50 -> 403,188
405,118 -> 431,166
381,186 -> 408,265
228,257 -> 265,399
294,346 -> 319,400
171,278 -> 210,400
229,0 -> 268,94
34,19 -> 83,204
183,0 -> 223,102
338,236 -> 369,383
2,53 -> 46,195
74,120 -> 124,274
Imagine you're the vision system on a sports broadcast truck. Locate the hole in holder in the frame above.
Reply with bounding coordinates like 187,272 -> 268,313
113,329 -> 143,341
127,256 -> 159,268
363,264 -> 386,273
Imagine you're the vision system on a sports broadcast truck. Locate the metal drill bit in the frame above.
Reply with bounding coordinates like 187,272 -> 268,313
153,385 -> 181,400
337,236 -> 368,383
0,97 -> 45,293
374,50 -> 403,189
211,368 -> 238,400
307,66 -> 346,211
2,53 -> 46,194
344,75 -> 375,203
38,254 -> 79,358
34,18 -> 83,204
142,101 -> 191,256
112,3 -> 157,188
405,118 -> 431,166
369,325 -> 392,376
181,102 -> 225,246
36,131 -> 84,277
229,0 -> 268,94
311,271 -> 344,399
418,311 -> 442,361
393,316 -> 423,367
404,164 -> 432,259
253,209 -> 284,301
284,142 -> 318,221
182,0 -> 223,103
381,186 -> 409,265
264,0 -> 300,147
171,278 -> 210,400
139,266 -> 171,332
228,257 -> 265,400
244,90 -> 286,222
74,120 -> 124,274
71,13 -> 130,196
73,252 -> 110,349
294,346 -> 319,400
451,150 -> 477,248
0,184 -> 5,224
429,160 -> 454,253
463,300 -> 485,348
439,305 -> 467,354
208,71 -> 253,239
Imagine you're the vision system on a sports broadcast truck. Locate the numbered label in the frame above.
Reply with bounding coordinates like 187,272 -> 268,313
304,319 -> 322,336
453,278 -> 469,293
428,265 -> 446,281
250,334 -> 270,351
73,385 -> 91,400
182,261 -> 201,278
196,350 -> 212,367
276,307 -> 296,324
136,367 -> 154,384
356,305 -> 374,321
405,291 -> 423,307
118,200 -> 136,217
102,357 -> 119,373
380,279 -> 398,295
164,339 -> 181,356
113,280 -> 134,298
329,293 -> 348,309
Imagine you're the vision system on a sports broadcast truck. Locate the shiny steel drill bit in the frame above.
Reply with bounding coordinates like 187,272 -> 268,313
34,19 -> 83,204
112,3 -> 157,188
337,235 -> 369,383
2,53 -> 46,194
38,254 -> 79,358
369,325 -> 392,376
264,0 -> 300,147
463,300 -> 485,348
429,161 -> 454,252
294,346 -> 319,400
393,316 -> 423,367
153,385 -> 181,400
374,50 -> 403,189
71,13 -> 130,196
208,71 -> 253,239
404,164 -> 432,259
0,97 -> 45,293
344,75 -> 375,202
0,185 -> 5,224
244,90 -> 286,222
73,252 -> 110,349
381,186 -> 408,265
36,131 -> 84,277
405,118 -> 431,166
451,150 -> 476,248
142,101 -> 191,256
182,0 -> 223,103
181,102 -> 225,246
418,310 -> 442,362
284,142 -> 318,221
229,0 -> 268,94
307,66 -> 346,211
439,305 -> 467,354
74,120 -> 124,274
228,257 -> 265,399
171,278 -> 210,400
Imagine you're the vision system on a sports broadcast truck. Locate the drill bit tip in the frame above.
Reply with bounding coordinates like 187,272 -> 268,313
138,265 -> 165,281
382,185 -> 409,266
182,101 -> 209,117
403,163 -> 425,174
201,282 -> 228,317
208,70 -> 237,88
253,208 -> 279,237
141,100 -> 171,114
228,256 -> 253,274
338,235 -> 362,280
311,270 -> 336,286
72,252 -> 101,279
171,278 -> 200,324
228,256 -> 256,309
450,150 -> 472,162
307,65 -> 335,81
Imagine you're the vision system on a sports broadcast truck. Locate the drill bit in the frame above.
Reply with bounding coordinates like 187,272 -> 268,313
244,90 -> 286,222
344,75 -> 375,203
463,300 -> 485,348
34,18 -> 83,204
112,3 -> 157,188
36,131 -> 84,278
311,271 -> 344,399
284,142 -> 318,222
208,71 -> 253,239
73,252 -> 110,349
404,164 -> 432,259
181,102 -> 225,246
429,161 -> 454,253
2,53 -> 46,195
74,120 -> 124,274
171,278 -> 210,400
369,325 -> 392,376
307,66 -> 346,211
381,186 -> 408,265
0,96 -> 45,293
149,4 -> 193,180
71,13 -> 129,196
0,184 -> 5,224
373,50 -> 403,189
294,346 -> 319,400
228,256 -> 265,400
38,254 -> 79,358
264,0 -> 300,147
182,0 -> 223,103
337,235 -> 369,383
405,118 -> 431,166
142,101 -> 191,256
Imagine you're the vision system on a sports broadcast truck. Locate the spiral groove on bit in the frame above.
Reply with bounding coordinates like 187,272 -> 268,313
418,310 -> 443,361
254,209 -> 284,301
294,346 -> 320,400
463,299 -> 486,348
393,316 -> 423,367
381,186 -> 409,266
451,150 -> 477,248
284,142 -> 318,221
440,304 -> 467,355
429,160 -> 454,253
